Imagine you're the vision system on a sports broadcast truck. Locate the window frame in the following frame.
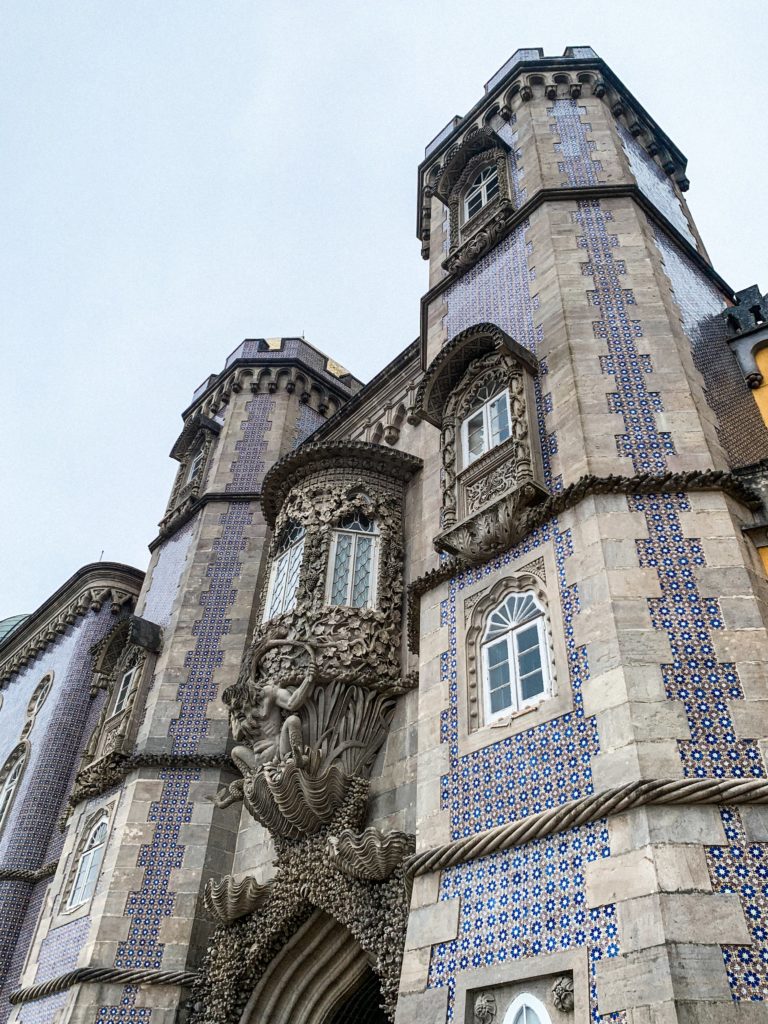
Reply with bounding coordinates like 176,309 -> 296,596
263,524 -> 306,621
463,163 -> 500,222
460,387 -> 512,468
504,993 -> 552,1024
67,814 -> 109,910
111,664 -> 138,718
325,515 -> 380,610
480,593 -> 550,722
185,446 -> 206,485
0,749 -> 26,834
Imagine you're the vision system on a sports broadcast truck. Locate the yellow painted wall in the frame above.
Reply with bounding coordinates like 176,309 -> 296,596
753,349 -> 768,424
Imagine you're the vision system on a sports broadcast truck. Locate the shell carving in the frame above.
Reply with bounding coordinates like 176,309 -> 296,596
243,757 -> 351,839
203,875 -> 273,926
328,827 -> 415,881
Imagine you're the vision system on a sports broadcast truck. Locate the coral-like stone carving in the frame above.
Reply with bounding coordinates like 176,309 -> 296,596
203,876 -> 273,926
327,828 -> 415,881
552,974 -> 575,1012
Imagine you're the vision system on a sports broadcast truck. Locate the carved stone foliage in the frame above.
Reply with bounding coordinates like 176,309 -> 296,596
203,876 -> 273,927
190,811 -> 412,1024
161,416 -> 220,536
219,445 -> 420,843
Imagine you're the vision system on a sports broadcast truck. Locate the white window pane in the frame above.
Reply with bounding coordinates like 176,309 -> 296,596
466,412 -> 485,461
490,394 -> 511,445
282,541 -> 304,612
331,533 -> 353,604
485,639 -> 514,715
267,552 -> 288,618
351,536 -> 373,607
113,668 -> 135,715
515,623 -> 545,702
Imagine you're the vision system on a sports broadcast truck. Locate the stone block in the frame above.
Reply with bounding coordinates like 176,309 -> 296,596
617,893 -> 751,953
404,898 -> 460,951
394,985 -> 449,1024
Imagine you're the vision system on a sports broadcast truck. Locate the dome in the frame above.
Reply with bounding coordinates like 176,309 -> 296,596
0,614 -> 28,645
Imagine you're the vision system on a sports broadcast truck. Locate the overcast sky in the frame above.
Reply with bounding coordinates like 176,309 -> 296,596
1,0 -> 766,620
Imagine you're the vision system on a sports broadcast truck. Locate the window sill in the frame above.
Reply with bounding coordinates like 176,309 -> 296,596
435,479 -> 548,563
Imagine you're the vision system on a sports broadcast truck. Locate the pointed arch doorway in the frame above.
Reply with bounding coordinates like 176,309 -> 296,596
239,910 -> 388,1024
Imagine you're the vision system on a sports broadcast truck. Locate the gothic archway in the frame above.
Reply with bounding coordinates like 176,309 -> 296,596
239,910 -> 387,1024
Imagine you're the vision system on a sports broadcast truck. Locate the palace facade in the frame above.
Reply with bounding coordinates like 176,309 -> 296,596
3,45 -> 768,1024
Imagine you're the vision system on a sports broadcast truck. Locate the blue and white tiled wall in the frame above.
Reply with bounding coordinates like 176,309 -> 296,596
424,95 -> 768,1017
0,605 -> 117,1024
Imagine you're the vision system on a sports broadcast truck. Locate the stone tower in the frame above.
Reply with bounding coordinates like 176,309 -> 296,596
4,45 -> 768,1024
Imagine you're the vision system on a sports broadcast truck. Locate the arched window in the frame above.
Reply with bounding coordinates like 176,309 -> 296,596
464,164 -> 499,221
505,994 -> 552,1024
67,814 -> 109,908
461,383 -> 511,466
112,664 -> 138,717
185,446 -> 206,484
482,592 -> 549,720
0,748 -> 26,833
328,512 -> 379,608
264,522 -> 305,620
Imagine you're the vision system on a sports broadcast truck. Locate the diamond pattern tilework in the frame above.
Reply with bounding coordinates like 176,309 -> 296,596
99,419 -> 261,1020
651,225 -> 768,469
707,807 -> 768,1000
631,493 -> 764,779
225,395 -> 274,492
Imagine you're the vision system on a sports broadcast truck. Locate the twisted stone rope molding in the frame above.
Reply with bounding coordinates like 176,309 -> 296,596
0,860 -> 58,883
406,468 -> 762,651
406,777 -> 768,876
9,966 -> 198,1005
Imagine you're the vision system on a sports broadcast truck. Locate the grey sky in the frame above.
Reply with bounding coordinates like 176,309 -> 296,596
2,0 -> 766,620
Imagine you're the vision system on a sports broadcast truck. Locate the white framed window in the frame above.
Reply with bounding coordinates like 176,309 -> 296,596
0,750 -> 25,832
185,447 -> 205,484
264,522 -> 305,620
67,815 -> 109,909
327,513 -> 379,609
464,164 -> 500,221
112,665 -> 138,717
504,993 -> 552,1024
461,385 -> 511,466
481,592 -> 549,720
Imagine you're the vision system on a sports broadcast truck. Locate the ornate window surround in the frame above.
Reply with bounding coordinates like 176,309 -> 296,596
161,412 -> 221,535
414,323 -> 547,564
57,801 -> 116,922
433,127 -> 515,274
0,742 -> 28,836
457,556 -> 571,757
20,672 -> 53,740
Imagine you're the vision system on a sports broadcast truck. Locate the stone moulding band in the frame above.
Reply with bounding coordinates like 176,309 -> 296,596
0,860 -> 58,883
406,776 -> 768,877
406,468 -> 761,652
9,966 -> 198,1005
69,750 -> 233,808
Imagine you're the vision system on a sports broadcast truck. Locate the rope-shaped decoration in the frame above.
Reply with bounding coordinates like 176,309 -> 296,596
406,777 -> 768,876
10,966 -> 197,1005
0,860 -> 58,883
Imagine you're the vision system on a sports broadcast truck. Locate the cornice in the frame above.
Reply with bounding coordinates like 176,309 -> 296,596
0,563 -> 144,686
418,183 -> 737,370
311,340 -> 421,444
417,52 -> 688,235
261,441 -> 423,528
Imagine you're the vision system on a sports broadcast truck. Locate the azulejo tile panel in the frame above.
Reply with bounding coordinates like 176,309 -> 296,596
140,522 -> 195,629
225,395 -> 275,492
707,807 -> 768,1000
651,224 -> 768,468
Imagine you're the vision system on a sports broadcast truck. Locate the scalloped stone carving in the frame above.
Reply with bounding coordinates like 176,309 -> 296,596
327,827 -> 415,881
203,875 -> 273,926
243,751 -> 352,839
